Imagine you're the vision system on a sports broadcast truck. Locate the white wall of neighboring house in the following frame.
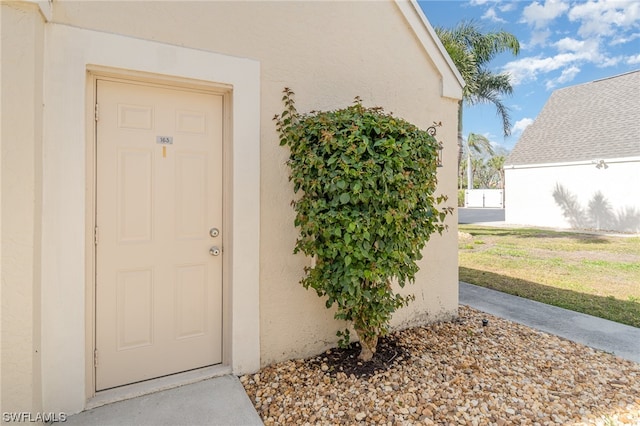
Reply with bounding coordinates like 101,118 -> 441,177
505,158 -> 640,232
1,0 -> 463,415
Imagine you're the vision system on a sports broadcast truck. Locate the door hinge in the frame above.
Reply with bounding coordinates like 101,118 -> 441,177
94,226 -> 99,245
94,349 -> 99,368
95,103 -> 99,122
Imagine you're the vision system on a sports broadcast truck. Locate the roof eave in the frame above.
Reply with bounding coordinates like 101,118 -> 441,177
505,156 -> 640,169
394,0 -> 465,100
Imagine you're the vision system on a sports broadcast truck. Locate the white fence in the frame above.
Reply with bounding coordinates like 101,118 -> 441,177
465,189 -> 504,208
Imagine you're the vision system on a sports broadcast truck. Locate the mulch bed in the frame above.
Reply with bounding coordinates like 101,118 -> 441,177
307,336 -> 410,378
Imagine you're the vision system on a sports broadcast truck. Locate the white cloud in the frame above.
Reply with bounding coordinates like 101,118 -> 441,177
610,33 -> 640,46
599,56 -> 623,67
554,37 -> 585,52
553,37 -> 604,61
529,29 -> 553,47
512,118 -> 534,135
522,0 -> 569,28
503,56 -> 560,85
502,33 -> 627,86
482,7 -> 506,23
569,0 -> 640,37
499,3 -> 516,12
558,65 -> 580,81
545,65 -> 581,89
503,51 -> 593,85
627,54 -> 640,65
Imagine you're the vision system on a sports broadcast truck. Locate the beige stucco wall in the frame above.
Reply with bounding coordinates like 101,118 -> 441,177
0,1 -> 45,415
50,0 -> 461,364
1,0 -> 461,414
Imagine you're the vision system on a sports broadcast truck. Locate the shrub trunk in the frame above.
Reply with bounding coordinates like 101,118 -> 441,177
354,326 -> 378,362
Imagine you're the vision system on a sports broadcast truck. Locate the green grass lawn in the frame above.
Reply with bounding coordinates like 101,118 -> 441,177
458,225 -> 640,328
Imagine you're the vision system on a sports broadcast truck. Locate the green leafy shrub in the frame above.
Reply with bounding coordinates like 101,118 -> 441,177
275,88 -> 452,361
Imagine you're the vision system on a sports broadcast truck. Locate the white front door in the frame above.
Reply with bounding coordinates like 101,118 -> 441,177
95,79 -> 223,391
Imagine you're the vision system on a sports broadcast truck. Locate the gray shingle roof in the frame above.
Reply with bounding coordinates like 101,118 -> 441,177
506,70 -> 640,166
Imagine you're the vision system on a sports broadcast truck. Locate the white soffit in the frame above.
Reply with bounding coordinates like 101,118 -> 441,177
23,0 -> 53,21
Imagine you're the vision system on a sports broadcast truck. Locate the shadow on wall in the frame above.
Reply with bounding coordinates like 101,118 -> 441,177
552,183 -> 640,233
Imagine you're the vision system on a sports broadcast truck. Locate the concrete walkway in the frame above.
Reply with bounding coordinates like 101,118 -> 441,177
460,281 -> 640,364
63,375 -> 263,426
65,283 -> 638,425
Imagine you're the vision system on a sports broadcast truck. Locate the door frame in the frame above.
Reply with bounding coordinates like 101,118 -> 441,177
41,25 -> 259,413
85,69 -> 234,400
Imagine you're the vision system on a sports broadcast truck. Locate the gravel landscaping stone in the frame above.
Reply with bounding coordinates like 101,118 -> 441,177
241,306 -> 640,425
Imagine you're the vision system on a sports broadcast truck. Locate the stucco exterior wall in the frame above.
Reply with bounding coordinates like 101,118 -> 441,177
50,0 -> 460,362
1,0 -> 461,414
505,159 -> 640,233
0,1 -> 44,414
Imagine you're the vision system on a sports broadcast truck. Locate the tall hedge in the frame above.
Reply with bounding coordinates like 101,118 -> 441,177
275,89 -> 452,361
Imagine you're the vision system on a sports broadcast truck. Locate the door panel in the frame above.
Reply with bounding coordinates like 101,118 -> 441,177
117,149 -> 153,243
95,79 -> 223,391
175,264 -> 208,339
175,153 -> 208,239
117,268 -> 154,350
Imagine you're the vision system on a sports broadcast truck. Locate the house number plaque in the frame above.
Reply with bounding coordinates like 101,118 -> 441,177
156,136 -> 173,145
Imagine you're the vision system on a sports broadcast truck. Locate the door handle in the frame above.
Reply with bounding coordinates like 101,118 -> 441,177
209,246 -> 221,256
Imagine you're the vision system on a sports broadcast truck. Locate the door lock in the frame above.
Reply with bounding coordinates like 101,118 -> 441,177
209,246 -> 221,256
209,228 -> 220,238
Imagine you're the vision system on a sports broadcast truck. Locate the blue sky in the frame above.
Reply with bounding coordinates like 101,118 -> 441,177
419,0 -> 640,152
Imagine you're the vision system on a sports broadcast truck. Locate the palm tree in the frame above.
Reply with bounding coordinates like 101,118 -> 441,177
465,133 -> 493,189
435,21 -> 520,178
487,155 -> 505,188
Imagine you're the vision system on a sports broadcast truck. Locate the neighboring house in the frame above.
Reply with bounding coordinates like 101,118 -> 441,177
1,0 -> 463,416
505,70 -> 640,233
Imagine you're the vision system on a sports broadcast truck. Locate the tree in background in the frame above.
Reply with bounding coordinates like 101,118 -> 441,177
459,153 -> 507,191
435,21 -> 519,184
487,155 -> 505,188
465,132 -> 493,190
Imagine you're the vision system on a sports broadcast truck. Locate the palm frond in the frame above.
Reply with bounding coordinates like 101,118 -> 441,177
467,133 -> 494,156
436,21 -> 520,137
